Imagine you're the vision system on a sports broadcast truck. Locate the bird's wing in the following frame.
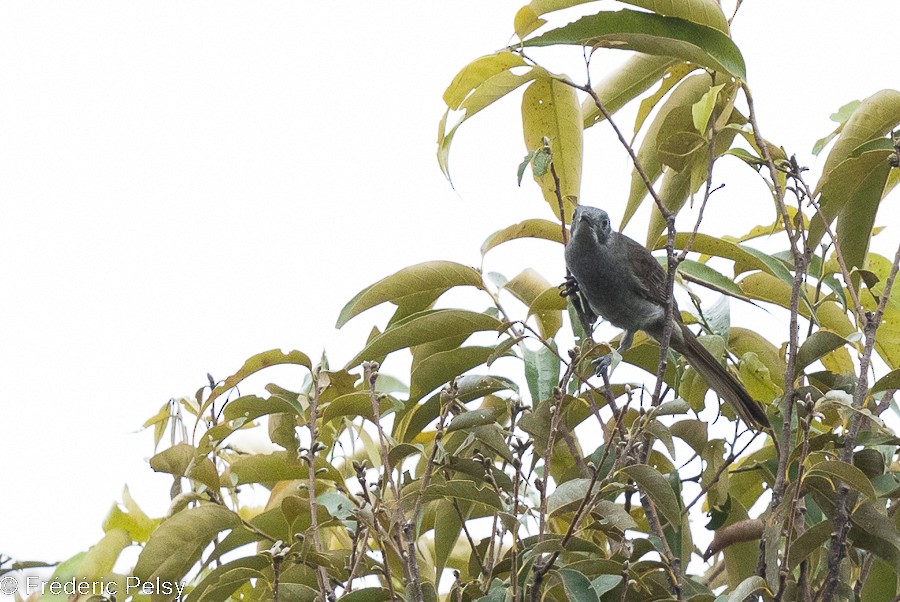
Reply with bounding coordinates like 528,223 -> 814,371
623,235 -> 670,308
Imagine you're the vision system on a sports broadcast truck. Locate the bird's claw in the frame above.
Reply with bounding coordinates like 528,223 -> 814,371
559,275 -> 579,298
591,354 -> 613,377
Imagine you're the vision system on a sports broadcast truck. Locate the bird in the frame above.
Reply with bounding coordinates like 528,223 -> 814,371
563,205 -> 769,429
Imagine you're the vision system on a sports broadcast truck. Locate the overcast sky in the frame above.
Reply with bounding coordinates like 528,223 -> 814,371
2,1 -> 899,565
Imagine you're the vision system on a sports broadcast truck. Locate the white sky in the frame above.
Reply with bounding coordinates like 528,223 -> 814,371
2,0 -> 899,565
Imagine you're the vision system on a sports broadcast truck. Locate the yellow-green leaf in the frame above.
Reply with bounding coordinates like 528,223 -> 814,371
481,218 -> 565,255
336,261 -> 484,328
521,74 -> 583,221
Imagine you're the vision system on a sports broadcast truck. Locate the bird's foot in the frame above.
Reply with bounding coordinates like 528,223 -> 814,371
559,275 -> 579,298
592,353 -> 613,377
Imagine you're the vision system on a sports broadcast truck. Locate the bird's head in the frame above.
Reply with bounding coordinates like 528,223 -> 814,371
571,205 -> 612,244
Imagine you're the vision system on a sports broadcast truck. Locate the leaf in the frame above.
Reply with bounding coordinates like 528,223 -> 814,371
395,375 -> 519,442
524,342 -> 561,405
738,352 -> 783,404
728,328 -> 786,388
678,258 -> 755,302
409,480 -> 504,512
873,368 -> 900,394
809,89 -> 900,255
339,588 -> 395,602
446,407 -> 502,432
433,499 -> 464,584
622,74 -> 711,228
618,464 -> 681,526
336,261 -> 484,328
438,54 -> 540,181
633,62 -> 696,135
77,529 -> 131,580
559,568 -> 600,602
521,74 -> 583,221
795,330 -> 850,375
726,576 -> 770,602
806,459 -> 877,501
133,505 -> 241,583
409,346 -> 498,403
548,477 -> 593,516
103,486 -> 157,544
199,349 -> 311,418
230,451 -> 341,485
582,54 -> 680,129
345,309 -> 503,369
505,268 -> 563,337
443,51 -> 530,110
481,218 -> 565,255
222,394 -> 303,422
692,83 -> 726,133
322,391 -> 394,424
189,555 -> 269,602
786,519 -> 832,570
516,0 -> 729,34
522,9 -> 746,80
669,419 -> 708,455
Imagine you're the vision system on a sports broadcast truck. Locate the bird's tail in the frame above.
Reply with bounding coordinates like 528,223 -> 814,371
673,323 -> 770,430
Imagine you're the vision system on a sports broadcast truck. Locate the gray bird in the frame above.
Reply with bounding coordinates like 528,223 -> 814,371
564,205 -> 769,429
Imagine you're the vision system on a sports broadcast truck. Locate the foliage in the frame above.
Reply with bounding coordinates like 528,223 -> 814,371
6,2 -> 900,602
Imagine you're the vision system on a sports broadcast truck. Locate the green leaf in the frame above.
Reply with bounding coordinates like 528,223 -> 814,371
409,480 -> 504,512
726,576 -> 770,602
446,407 -> 502,432
521,74 -> 583,221
623,74 -> 711,229
189,555 -> 269,602
692,83 -> 726,133
738,351 -> 783,404
395,375 -> 518,442
786,519 -> 831,570
199,349 -> 311,418
548,477 -> 593,516
873,368 -> 900,394
133,505 -> 241,583
336,261 -> 484,328
345,309 -> 502,369
582,54 -> 680,129
678,258 -> 755,302
78,529 -> 131,580
482,219 -> 565,255
618,464 -> 681,526
322,391 -> 395,424
438,53 -> 540,181
559,568 -> 600,602
795,330 -> 850,375
409,346 -> 498,403
807,459 -> 877,501
103,487 -> 157,544
230,451 -> 341,485
632,62 -> 696,135
524,342 -> 561,405
434,499 -> 464,584
505,268 -> 563,338
339,588 -> 395,602
859,557 -> 898,602
522,9 -> 746,80
222,394 -> 303,422
669,419 -> 708,455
